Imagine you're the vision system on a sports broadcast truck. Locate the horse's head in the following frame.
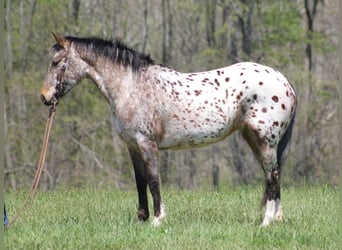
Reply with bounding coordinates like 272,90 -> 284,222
41,33 -> 88,106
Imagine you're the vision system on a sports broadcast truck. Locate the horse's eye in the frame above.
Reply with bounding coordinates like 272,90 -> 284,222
52,60 -> 60,67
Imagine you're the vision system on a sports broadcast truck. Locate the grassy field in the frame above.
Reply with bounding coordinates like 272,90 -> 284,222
4,185 -> 338,249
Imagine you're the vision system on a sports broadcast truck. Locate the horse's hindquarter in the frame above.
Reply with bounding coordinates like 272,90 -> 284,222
151,62 -> 296,150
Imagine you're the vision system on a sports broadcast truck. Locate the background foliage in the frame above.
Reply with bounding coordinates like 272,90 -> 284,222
4,0 -> 338,190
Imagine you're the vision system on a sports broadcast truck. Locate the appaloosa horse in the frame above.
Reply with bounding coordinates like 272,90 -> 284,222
41,33 -> 296,227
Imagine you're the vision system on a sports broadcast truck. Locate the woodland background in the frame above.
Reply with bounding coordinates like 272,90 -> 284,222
4,0 -> 338,190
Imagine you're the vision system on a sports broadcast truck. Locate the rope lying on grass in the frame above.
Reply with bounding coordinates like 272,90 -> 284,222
7,102 -> 57,228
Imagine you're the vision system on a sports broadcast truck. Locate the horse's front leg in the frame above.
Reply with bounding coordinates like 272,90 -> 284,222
128,147 -> 149,222
135,134 -> 166,227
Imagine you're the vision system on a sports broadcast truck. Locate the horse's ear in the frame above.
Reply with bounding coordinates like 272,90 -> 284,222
52,32 -> 67,48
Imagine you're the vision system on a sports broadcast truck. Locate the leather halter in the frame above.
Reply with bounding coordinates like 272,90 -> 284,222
54,62 -> 67,103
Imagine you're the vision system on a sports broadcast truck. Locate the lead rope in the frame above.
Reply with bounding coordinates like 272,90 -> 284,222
7,101 -> 57,228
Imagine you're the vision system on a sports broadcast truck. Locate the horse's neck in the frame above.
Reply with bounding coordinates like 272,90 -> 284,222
85,65 -> 109,101
86,61 -> 137,103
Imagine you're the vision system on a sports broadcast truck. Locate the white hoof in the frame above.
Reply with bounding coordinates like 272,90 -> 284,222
260,198 -> 282,227
151,203 -> 166,227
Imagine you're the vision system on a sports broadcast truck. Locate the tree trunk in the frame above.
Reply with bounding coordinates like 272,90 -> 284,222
99,0 -> 107,37
166,0 -> 173,64
237,0 -> 254,59
297,0 -> 321,180
212,145 -> 220,190
162,0 -> 173,64
5,0 -> 13,78
160,151 -> 169,184
72,0 -> 80,24
205,0 -> 217,47
187,150 -> 197,190
304,0 -> 319,72
141,0 -> 148,53
20,0 -> 36,72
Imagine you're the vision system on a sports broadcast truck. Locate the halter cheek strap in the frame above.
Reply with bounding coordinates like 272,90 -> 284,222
55,62 -> 66,100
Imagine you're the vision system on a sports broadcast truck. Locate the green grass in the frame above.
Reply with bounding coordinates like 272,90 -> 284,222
5,185 -> 338,249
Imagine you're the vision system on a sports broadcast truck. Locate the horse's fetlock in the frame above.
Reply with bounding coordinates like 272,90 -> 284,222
137,208 -> 149,221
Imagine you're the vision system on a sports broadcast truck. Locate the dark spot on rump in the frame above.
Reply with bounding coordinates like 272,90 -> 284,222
172,114 -> 180,120
214,79 -> 220,86
273,121 -> 279,126
217,70 -> 221,76
225,89 -> 228,98
225,77 -> 230,82
255,70 -> 259,73
194,90 -> 202,96
240,72 -> 243,76
258,120 -> 265,124
253,94 -> 257,100
259,81 -> 263,85
265,69 -> 270,73
281,104 -> 286,110
272,96 -> 279,102
262,107 -> 267,113
242,80 -> 246,84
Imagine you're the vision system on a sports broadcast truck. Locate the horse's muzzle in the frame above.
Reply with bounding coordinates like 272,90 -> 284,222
40,94 -> 58,106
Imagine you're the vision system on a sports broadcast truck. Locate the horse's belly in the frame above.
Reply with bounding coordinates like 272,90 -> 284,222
158,122 -> 233,150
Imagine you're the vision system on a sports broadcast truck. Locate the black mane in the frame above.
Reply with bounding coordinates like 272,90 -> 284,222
53,36 -> 155,72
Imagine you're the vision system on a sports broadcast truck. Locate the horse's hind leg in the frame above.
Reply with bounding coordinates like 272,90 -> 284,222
129,148 -> 150,221
241,127 -> 282,227
259,146 -> 283,227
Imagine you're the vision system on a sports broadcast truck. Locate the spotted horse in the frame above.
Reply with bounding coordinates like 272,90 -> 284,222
41,34 -> 297,227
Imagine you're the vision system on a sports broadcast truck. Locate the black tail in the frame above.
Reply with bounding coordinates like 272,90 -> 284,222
277,111 -> 296,167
